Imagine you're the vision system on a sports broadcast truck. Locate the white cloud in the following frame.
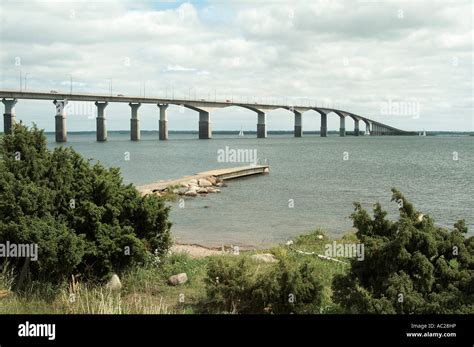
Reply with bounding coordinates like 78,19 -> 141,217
163,65 -> 196,72
0,0 -> 471,131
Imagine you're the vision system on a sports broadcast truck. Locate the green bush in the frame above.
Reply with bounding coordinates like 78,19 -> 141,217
205,257 -> 255,313
332,189 -> 474,314
204,255 -> 323,314
0,124 -> 172,287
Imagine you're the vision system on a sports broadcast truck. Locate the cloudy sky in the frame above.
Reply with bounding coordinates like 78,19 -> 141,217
0,0 -> 472,132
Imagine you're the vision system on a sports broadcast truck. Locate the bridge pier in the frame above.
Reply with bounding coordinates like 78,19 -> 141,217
54,100 -> 68,142
158,104 -> 168,140
199,111 -> 211,139
354,118 -> 359,136
320,113 -> 327,137
257,112 -> 267,138
129,102 -> 141,141
339,116 -> 345,137
2,98 -> 17,134
294,111 -> 302,137
364,121 -> 370,135
95,101 -> 108,142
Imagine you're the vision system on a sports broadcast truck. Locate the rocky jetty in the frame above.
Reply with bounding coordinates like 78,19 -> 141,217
169,175 -> 225,197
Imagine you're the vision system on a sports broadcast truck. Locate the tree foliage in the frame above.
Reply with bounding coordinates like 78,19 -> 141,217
0,124 -> 171,286
332,189 -> 473,314
204,256 -> 323,314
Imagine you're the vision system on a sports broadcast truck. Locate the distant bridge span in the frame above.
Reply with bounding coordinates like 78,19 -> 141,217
0,90 -> 415,142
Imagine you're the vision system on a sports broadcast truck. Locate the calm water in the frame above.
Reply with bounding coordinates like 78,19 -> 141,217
48,132 -> 473,247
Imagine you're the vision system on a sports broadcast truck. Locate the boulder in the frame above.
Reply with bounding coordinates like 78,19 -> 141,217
185,189 -> 198,197
177,187 -> 188,195
250,253 -> 278,263
198,178 -> 213,187
168,273 -> 188,286
207,176 -> 217,185
197,187 -> 209,194
105,274 -> 122,291
188,179 -> 198,185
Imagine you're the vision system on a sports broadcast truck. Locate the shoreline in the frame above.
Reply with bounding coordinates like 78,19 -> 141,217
171,241 -> 263,258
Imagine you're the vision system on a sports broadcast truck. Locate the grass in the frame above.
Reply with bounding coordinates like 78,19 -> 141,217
0,230 -> 354,314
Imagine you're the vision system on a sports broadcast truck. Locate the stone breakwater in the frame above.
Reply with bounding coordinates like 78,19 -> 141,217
170,176 -> 226,197
136,165 -> 269,196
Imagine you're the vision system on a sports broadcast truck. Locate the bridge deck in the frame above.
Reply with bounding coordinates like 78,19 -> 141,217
136,164 -> 270,195
0,89 -> 414,135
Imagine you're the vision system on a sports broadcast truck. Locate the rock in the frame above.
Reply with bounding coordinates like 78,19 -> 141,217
216,182 -> 223,187
197,187 -> 209,194
207,176 -> 217,185
177,187 -> 188,195
188,179 -> 198,185
185,189 -> 198,197
198,178 -> 213,187
206,187 -> 217,193
168,273 -> 188,286
105,274 -> 122,291
250,253 -> 278,263
0,289 -> 12,299
179,182 -> 189,188
215,177 -> 223,184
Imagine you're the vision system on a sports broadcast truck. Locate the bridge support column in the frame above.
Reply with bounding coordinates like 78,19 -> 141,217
199,111 -> 211,139
54,100 -> 68,142
364,122 -> 371,135
129,102 -> 141,141
339,116 -> 345,137
257,112 -> 267,138
2,98 -> 17,134
320,113 -> 327,137
95,101 -> 108,142
354,119 -> 359,136
294,111 -> 302,137
158,104 -> 168,140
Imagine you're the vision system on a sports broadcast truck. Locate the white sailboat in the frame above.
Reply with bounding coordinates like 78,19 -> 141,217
238,127 -> 244,137
419,129 -> 426,136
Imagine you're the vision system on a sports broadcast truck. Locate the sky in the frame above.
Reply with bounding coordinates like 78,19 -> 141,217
0,0 -> 472,132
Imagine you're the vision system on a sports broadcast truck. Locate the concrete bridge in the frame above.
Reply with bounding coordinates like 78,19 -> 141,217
0,90 -> 414,142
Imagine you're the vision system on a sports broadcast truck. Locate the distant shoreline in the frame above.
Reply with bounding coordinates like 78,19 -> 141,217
43,130 -> 474,136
